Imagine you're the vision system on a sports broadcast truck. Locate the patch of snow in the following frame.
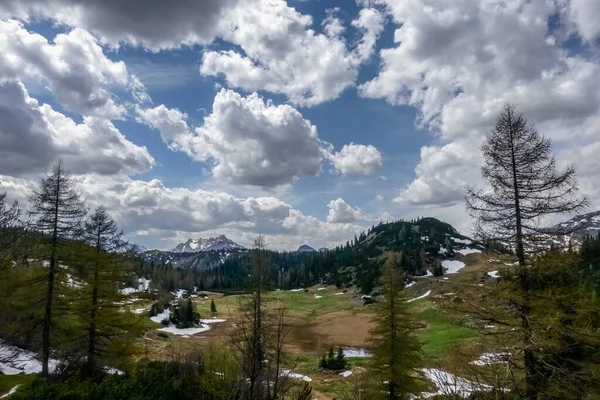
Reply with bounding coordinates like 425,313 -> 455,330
407,290 -> 432,303
425,269 -> 433,277
442,260 -> 465,274
138,278 -> 151,291
443,277 -> 449,280
453,238 -> 473,245
471,352 -> 510,366
340,370 -> 353,377
0,385 -> 20,398
488,259 -> 500,262
419,368 -> 492,398
405,281 -> 416,288
280,370 -> 312,382
0,343 -> 58,375
134,308 -> 148,314
158,324 -> 210,336
120,287 -> 137,295
289,288 -> 303,292
342,347 -> 372,358
335,292 -> 345,295
504,261 -> 519,266
200,319 -> 226,324
314,295 -> 323,299
457,248 -> 481,256
150,309 -> 171,323
487,270 -> 500,279
317,287 -> 327,291
172,289 -> 186,299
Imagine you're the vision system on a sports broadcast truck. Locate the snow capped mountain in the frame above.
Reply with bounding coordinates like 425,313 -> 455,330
297,245 -> 315,252
554,210 -> 600,245
171,235 -> 246,253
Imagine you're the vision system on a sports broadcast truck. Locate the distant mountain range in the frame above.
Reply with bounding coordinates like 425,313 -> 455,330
171,235 -> 246,253
297,245 -> 315,252
554,210 -> 600,246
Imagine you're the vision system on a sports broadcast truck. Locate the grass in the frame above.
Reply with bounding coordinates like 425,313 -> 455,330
0,374 -> 35,396
417,307 -> 477,358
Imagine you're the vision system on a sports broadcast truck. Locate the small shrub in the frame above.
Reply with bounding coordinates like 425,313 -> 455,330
157,332 -> 169,339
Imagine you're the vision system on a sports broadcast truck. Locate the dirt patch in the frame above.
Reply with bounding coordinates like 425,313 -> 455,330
287,311 -> 375,355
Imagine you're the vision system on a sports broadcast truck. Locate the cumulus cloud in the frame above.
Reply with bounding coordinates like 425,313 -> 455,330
0,0 -> 241,51
362,0 -> 600,206
328,143 -> 383,175
0,20 -> 148,118
138,89 -> 323,187
0,81 -> 154,177
200,1 -> 384,106
327,198 -> 365,223
566,0 -> 600,41
0,174 -> 364,251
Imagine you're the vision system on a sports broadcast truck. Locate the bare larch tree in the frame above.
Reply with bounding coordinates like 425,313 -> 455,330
465,103 -> 587,399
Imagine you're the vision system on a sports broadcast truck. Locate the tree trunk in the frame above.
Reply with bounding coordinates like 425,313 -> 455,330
42,176 -> 60,379
508,111 -> 536,400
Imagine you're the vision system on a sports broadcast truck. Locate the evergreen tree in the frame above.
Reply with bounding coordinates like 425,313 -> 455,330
369,252 -> 422,399
28,161 -> 86,379
465,103 -> 587,398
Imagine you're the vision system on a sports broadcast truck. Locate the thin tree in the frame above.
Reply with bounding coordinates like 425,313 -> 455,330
78,206 -> 140,377
465,103 -> 588,398
210,299 -> 217,317
28,161 -> 86,378
370,252 -> 422,399
0,190 -> 21,265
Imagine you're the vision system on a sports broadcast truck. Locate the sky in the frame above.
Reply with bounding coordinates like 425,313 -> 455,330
0,0 -> 599,251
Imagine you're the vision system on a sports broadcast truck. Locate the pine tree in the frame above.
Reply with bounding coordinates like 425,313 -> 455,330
369,252 -> 422,399
465,103 -> 587,398
0,190 -> 20,265
28,161 -> 86,379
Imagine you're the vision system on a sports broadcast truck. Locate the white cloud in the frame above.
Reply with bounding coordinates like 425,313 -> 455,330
0,174 -> 363,251
0,19 -> 148,118
200,1 -> 384,106
328,143 -> 383,175
327,198 -> 365,223
566,0 -> 600,41
362,0 -> 600,207
0,80 -> 154,177
138,89 -> 324,187
0,0 -> 241,51
375,194 -> 384,201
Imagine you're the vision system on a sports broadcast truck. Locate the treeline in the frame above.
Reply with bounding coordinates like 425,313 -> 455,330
138,216 -> 467,295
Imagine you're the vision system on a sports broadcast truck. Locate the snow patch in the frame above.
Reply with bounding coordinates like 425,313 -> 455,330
150,309 -> 171,323
280,370 -> 312,382
200,318 -> 226,324
0,343 -> 58,375
442,260 -> 465,274
419,368 -> 492,398
407,290 -> 432,303
158,324 -> 210,336
289,288 -> 304,292
456,248 -> 481,256
487,270 -> 500,278
340,370 -> 353,377
317,287 -> 327,291
0,385 -> 20,398
471,352 -> 510,366
314,295 -> 322,299
335,292 -> 345,295
405,281 -> 416,288
452,238 -> 473,245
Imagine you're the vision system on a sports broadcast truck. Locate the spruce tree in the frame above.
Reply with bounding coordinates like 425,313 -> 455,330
28,161 -> 86,379
465,103 -> 587,398
370,252 -> 422,399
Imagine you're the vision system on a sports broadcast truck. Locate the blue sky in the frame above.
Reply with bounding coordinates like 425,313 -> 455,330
1,0 -> 599,250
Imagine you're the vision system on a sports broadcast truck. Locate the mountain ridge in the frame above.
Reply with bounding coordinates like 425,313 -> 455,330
171,235 -> 246,253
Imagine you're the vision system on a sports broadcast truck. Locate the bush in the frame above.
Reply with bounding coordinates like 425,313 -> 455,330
157,332 -> 169,339
432,263 -> 445,277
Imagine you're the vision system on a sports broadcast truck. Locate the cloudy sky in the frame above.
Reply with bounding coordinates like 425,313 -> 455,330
0,0 -> 599,251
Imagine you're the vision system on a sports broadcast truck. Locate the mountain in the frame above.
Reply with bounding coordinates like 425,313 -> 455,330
554,210 -> 600,246
297,245 -> 315,252
318,247 -> 329,252
171,235 -> 246,253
